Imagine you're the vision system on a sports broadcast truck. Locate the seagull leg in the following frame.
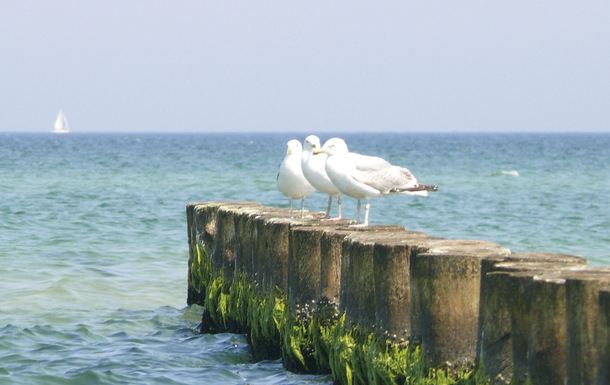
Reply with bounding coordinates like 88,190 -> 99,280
301,198 -> 305,218
325,196 -> 332,219
323,195 -> 344,221
337,195 -> 342,220
349,198 -> 368,228
363,200 -> 371,226
289,198 -> 293,218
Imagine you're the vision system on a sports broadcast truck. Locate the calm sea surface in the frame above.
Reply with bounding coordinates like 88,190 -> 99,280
1,132 -> 609,384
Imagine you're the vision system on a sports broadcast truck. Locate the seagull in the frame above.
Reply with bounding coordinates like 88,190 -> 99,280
315,138 -> 438,226
301,135 -> 343,220
277,139 -> 316,218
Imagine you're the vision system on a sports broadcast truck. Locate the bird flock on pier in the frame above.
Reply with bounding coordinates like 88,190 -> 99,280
276,136 -> 438,227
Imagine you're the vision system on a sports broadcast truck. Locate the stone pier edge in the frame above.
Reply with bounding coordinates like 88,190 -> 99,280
186,201 -> 609,385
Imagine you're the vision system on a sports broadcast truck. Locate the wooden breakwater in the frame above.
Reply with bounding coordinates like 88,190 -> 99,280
186,201 -> 610,384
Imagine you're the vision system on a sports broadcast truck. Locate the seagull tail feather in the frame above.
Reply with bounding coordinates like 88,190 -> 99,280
390,184 -> 439,194
417,184 -> 439,192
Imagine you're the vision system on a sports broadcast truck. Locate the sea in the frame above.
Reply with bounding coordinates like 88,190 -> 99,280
1,132 -> 609,384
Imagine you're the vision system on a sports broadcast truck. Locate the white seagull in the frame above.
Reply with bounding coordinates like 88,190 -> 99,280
301,135 -> 343,220
277,139 -> 316,218
315,138 -> 438,226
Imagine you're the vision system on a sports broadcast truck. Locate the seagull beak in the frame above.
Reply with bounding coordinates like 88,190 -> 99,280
287,148 -> 293,154
313,149 -> 325,155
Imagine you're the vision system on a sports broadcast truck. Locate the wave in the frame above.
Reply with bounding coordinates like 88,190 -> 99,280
489,170 -> 520,177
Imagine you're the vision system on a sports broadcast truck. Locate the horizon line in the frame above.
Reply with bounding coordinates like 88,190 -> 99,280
2,130 -> 610,135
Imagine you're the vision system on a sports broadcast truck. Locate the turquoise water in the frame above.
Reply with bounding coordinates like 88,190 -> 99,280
1,132 -> 609,383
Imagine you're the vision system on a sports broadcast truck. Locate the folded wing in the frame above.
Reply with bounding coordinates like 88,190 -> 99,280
352,165 -> 420,194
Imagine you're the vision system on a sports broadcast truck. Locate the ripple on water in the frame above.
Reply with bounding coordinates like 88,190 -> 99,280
0,306 -> 331,385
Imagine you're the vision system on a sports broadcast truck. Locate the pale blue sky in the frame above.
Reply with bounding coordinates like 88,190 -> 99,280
1,1 -> 609,133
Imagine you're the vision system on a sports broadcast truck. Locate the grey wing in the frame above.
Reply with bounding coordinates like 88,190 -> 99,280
352,153 -> 392,172
352,166 -> 418,193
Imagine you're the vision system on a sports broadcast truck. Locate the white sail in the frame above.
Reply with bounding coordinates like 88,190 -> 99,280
52,110 -> 70,133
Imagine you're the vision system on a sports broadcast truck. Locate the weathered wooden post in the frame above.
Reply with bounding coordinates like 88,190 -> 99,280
187,202 -> 258,304
597,286 -> 610,384
287,221 -> 353,313
341,226 -> 406,331
411,239 -> 510,370
319,227 -> 353,306
186,201 -> 610,385
478,254 -> 587,385
251,207 -> 293,292
233,204 -> 265,280
373,231 -> 429,338
254,209 -> 326,293
563,268 -> 610,385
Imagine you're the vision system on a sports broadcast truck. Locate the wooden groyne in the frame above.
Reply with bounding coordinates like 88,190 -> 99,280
187,201 -> 610,384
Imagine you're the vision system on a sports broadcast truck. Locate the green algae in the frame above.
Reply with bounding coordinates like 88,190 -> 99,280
188,243 -> 491,385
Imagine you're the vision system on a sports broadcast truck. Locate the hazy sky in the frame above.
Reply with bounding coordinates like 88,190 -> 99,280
1,1 -> 609,133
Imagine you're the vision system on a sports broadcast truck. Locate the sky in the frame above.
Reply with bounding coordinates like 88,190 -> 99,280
1,1 -> 609,133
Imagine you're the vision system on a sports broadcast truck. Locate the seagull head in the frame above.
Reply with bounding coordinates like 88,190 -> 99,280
315,138 -> 348,157
286,139 -> 302,155
303,135 -> 321,153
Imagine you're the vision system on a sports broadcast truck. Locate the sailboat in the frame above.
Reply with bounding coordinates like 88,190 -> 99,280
52,109 -> 70,133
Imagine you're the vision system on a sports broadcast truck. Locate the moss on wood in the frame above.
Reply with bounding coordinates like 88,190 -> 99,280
189,242 -> 491,385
